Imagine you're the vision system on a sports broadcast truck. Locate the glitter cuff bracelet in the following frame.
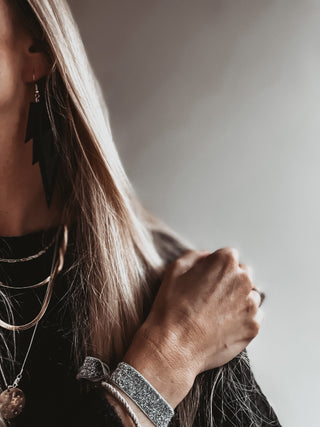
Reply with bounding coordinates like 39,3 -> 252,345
110,362 -> 175,427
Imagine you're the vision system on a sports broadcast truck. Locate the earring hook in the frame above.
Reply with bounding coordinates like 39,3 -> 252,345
33,71 -> 40,103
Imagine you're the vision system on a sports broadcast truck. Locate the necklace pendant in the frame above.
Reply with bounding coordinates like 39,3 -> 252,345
0,387 -> 26,420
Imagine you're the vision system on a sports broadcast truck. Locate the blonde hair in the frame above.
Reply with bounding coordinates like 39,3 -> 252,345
4,1 -> 277,426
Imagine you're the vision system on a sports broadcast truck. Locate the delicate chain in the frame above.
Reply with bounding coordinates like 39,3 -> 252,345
0,275 -> 51,289
0,224 -> 69,332
0,357 -> 8,389
0,227 -> 60,288
0,274 -> 50,290
0,231 -> 58,263
11,321 -> 39,389
0,224 -> 68,391
0,322 -> 39,390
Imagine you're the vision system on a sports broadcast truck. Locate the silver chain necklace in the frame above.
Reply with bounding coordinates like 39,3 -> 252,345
0,225 -> 69,421
0,322 -> 39,420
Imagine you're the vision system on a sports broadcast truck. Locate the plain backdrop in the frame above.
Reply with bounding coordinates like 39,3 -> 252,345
68,1 -> 320,426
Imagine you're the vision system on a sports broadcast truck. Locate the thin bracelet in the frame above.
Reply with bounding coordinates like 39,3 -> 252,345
101,381 -> 142,427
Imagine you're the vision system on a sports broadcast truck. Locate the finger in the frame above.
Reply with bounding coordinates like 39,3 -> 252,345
205,247 -> 240,268
239,265 -> 265,304
258,291 -> 266,306
239,263 -> 254,283
248,288 -> 261,308
253,306 -> 265,325
249,283 -> 266,306
245,308 -> 265,340
168,249 -> 211,276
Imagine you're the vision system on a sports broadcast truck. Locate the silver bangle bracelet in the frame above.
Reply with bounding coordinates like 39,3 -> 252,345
101,381 -> 141,427
110,362 -> 175,427
76,357 -> 175,427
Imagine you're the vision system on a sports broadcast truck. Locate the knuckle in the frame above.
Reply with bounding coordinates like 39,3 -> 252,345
224,247 -> 239,259
241,268 -> 254,285
172,253 -> 193,270
246,297 -> 258,313
246,265 -> 254,280
239,271 -> 253,291
166,249 -> 207,278
249,318 -> 261,336
216,247 -> 239,264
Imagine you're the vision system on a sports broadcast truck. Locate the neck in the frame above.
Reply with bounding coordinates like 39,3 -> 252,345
0,103 -> 61,237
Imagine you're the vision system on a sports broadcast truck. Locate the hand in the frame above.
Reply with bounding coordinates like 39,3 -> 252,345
144,247 -> 263,373
123,247 -> 264,407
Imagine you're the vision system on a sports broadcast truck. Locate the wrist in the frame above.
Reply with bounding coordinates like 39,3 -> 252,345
122,324 -> 197,408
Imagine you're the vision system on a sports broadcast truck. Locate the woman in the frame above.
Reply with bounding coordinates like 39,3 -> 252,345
0,0 -> 281,426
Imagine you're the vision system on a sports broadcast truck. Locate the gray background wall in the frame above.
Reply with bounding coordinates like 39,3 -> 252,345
68,1 -> 320,425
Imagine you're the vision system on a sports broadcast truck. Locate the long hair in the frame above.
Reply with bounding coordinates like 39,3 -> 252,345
4,1 -> 276,426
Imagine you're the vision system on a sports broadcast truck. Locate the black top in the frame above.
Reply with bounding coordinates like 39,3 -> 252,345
0,223 -> 125,426
0,224 -> 282,427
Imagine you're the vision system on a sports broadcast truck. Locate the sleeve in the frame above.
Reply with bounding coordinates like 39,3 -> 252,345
71,386 -> 126,427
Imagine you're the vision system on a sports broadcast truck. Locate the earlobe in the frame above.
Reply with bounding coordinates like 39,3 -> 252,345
23,50 -> 51,83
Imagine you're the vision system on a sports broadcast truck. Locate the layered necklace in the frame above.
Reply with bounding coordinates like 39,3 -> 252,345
0,224 -> 69,422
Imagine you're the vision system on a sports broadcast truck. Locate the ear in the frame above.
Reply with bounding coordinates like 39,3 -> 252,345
22,37 -> 51,83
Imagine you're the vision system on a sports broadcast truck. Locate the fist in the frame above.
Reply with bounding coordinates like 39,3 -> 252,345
143,247 -> 264,374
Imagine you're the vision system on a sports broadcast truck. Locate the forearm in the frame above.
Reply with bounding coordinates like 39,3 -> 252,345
122,324 -> 196,408
102,324 -> 196,426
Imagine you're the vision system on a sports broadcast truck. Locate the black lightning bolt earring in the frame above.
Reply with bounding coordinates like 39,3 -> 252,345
24,72 -> 60,209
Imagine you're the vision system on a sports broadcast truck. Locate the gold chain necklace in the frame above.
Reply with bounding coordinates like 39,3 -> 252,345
0,224 -> 69,332
0,224 -> 69,421
0,228 -> 60,290
0,230 -> 58,263
0,275 -> 51,290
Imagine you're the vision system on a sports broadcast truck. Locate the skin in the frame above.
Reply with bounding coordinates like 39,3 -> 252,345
0,2 -> 264,425
0,0 -> 60,237
122,249 -> 263,426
